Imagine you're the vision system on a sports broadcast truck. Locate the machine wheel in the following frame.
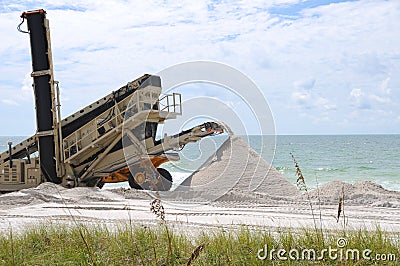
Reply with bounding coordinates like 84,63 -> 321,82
96,180 -> 105,189
128,172 -> 144,190
85,177 -> 101,188
156,168 -> 172,191
127,168 -> 173,191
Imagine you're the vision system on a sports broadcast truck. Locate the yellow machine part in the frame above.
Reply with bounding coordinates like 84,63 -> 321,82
101,155 -> 169,183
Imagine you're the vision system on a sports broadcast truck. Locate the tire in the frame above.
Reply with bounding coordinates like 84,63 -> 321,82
127,168 -> 173,191
128,172 -> 143,189
96,180 -> 105,189
156,168 -> 172,191
85,177 -> 100,188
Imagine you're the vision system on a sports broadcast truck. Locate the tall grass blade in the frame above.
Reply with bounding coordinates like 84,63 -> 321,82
291,153 -> 322,244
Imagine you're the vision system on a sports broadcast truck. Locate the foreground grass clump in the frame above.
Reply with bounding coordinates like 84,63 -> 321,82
0,224 -> 398,265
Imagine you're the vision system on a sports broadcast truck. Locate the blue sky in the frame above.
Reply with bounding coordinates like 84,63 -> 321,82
0,0 -> 399,135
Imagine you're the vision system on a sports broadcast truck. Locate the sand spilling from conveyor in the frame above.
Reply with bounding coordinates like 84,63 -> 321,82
175,135 -> 300,200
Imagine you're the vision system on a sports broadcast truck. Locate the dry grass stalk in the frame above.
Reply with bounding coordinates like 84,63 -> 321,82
315,175 -> 324,238
291,153 -> 324,244
186,242 -> 207,266
150,194 -> 172,265
52,184 -> 96,265
336,185 -> 346,229
291,153 -> 307,192
150,198 -> 165,222
337,191 -> 343,223
9,225 -> 15,266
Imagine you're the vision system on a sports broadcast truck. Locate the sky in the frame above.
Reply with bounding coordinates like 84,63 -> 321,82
0,0 -> 399,135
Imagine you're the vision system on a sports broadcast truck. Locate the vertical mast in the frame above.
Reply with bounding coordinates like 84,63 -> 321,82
21,9 -> 61,183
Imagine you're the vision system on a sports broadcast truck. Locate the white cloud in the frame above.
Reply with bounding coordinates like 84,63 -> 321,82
291,89 -> 336,112
293,77 -> 316,90
350,88 -> 363,98
350,88 -> 372,110
316,97 -> 336,111
349,75 -> 394,111
0,0 -> 399,135
292,91 -> 310,103
379,76 -> 391,95
369,95 -> 390,104
1,99 -> 18,106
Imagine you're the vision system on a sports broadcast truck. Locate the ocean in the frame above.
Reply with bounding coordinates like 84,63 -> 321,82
1,135 -> 399,191
261,135 -> 400,192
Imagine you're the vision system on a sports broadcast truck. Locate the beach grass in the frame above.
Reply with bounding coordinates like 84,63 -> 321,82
0,224 -> 398,265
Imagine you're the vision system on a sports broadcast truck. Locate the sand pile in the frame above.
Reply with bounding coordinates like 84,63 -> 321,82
178,135 -> 300,200
303,180 -> 400,207
173,134 -> 400,207
0,182 -> 138,207
0,183 -> 69,208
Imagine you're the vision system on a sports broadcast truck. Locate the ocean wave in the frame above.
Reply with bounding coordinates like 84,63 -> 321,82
275,166 -> 290,171
315,167 -> 343,172
357,166 -> 377,170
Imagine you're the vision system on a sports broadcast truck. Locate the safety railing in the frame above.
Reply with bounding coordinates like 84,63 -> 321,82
63,91 -> 182,160
158,93 -> 182,115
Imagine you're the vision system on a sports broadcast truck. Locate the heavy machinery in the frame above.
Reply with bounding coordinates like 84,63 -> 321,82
0,9 -> 223,192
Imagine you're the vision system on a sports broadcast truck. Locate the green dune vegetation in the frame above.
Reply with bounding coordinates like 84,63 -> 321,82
0,223 -> 398,265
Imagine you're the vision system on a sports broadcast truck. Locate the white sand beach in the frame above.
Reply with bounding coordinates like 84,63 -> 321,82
1,135 -> 400,234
